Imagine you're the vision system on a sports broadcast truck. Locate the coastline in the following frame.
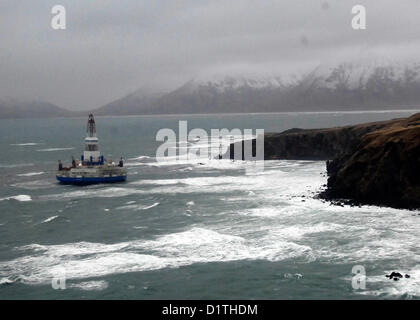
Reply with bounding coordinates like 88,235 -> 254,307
1,108 -> 420,120
227,112 -> 420,209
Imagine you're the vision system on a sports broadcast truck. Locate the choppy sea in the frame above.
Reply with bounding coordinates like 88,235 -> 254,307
0,110 -> 419,299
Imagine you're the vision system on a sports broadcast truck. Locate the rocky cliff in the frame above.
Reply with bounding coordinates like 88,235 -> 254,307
226,113 -> 420,209
322,113 -> 420,209
228,117 -> 406,160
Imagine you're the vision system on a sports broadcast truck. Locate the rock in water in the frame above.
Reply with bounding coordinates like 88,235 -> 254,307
386,272 -> 404,280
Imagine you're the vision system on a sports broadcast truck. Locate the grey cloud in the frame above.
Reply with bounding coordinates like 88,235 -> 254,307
0,0 -> 419,110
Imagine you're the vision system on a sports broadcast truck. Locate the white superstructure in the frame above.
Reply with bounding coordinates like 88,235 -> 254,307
83,114 -> 102,164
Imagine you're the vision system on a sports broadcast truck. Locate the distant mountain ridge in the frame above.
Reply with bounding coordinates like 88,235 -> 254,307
93,61 -> 420,115
2,61 -> 420,119
93,88 -> 166,116
0,99 -> 71,119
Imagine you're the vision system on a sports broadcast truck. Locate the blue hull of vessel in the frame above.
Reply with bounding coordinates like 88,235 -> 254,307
56,175 -> 126,185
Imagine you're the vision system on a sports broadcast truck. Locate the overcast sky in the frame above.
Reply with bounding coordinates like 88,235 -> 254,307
1,0 -> 420,110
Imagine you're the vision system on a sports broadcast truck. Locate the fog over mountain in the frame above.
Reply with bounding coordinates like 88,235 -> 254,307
91,60 -> 420,116
3,59 -> 420,118
2,0 -> 420,112
0,98 -> 71,119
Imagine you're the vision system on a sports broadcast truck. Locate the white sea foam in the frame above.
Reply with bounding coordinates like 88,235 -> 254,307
354,265 -> 420,298
3,157 -> 418,298
2,186 -> 419,300
41,161 -> 321,201
69,280 -> 109,291
41,216 -> 59,224
45,178 -> 258,200
11,180 -> 53,190
0,195 -> 32,202
125,162 -> 150,167
142,202 -> 160,210
10,143 -> 40,146
127,155 -> 152,161
116,202 -> 160,211
0,277 -> 14,285
131,179 -> 180,186
130,174 -> 275,188
127,157 -> 253,170
41,187 -> 143,200
0,163 -> 34,169
17,172 -> 44,177
0,227 -> 314,285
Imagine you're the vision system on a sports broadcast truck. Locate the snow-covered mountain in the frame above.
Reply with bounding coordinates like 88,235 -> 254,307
4,61 -> 419,119
94,61 -> 420,115
182,74 -> 286,92
309,61 -> 420,91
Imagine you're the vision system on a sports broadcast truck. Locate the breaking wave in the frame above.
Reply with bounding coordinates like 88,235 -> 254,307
0,195 -> 32,202
41,216 -> 59,224
127,155 -> 152,161
10,143 -> 41,146
17,172 -> 45,177
116,202 -> 160,211
1,152 -> 418,298
0,227 -> 314,285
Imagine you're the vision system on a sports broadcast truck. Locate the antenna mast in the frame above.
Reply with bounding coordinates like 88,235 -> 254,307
87,114 -> 96,137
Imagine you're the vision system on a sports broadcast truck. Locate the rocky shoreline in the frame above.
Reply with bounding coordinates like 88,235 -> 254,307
227,112 -> 420,209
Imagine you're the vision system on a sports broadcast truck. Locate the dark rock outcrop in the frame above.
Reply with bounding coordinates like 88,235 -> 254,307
227,117 -> 408,161
226,112 -> 420,209
385,272 -> 411,281
322,113 -> 420,209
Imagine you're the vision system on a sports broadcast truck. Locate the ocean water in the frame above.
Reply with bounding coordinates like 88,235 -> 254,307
0,110 -> 419,299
